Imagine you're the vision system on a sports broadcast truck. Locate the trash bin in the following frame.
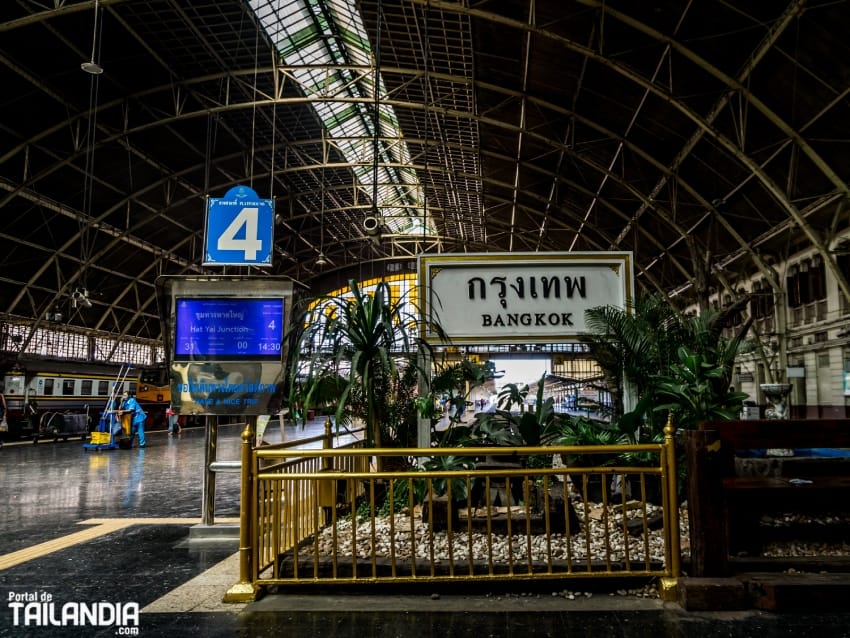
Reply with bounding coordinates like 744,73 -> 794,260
307,409 -> 315,420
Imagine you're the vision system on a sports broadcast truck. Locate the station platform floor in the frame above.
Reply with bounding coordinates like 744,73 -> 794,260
2,419 -> 850,637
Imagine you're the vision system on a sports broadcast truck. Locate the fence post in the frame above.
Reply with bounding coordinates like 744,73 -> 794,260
658,415 -> 681,602
318,417 -> 336,524
323,416 -> 333,468
223,418 -> 261,602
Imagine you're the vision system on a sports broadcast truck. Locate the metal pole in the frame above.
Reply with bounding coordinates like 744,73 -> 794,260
201,415 -> 218,526
658,414 -> 681,602
417,349 -> 431,448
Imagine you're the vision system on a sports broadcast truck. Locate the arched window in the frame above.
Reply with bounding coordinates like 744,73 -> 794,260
798,260 -> 812,305
749,282 -> 762,319
809,256 -> 826,301
787,264 -> 802,308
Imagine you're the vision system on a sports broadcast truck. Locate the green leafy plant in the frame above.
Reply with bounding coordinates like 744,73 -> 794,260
617,427 -> 664,466
549,416 -> 626,467
581,294 -> 687,425
466,375 -> 566,461
422,455 -> 476,501
378,477 -> 429,516
653,346 -> 749,429
581,293 -> 754,437
285,279 -> 441,462
613,395 -> 653,444
429,359 -> 494,447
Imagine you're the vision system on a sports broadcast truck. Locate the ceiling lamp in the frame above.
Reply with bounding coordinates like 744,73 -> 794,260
81,0 -> 104,74
81,61 -> 103,75
316,133 -> 328,268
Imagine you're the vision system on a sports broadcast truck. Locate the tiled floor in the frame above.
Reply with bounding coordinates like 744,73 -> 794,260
2,421 -> 850,637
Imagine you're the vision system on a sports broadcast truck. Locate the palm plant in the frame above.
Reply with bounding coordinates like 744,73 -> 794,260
652,303 -> 753,429
428,358 -> 494,447
497,381 -> 530,412
434,359 -> 490,419
468,375 -> 565,452
581,294 -> 685,426
581,293 -> 754,434
285,279 -> 436,454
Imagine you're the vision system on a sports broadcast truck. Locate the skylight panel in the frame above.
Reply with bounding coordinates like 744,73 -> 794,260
249,0 -> 434,236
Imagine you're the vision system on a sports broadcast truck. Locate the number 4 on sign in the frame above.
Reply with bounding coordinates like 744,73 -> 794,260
218,207 -> 263,260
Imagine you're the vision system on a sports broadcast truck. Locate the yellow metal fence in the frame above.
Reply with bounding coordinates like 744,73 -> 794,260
227,421 -> 682,599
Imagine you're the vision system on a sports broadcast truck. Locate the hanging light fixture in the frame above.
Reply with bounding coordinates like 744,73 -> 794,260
364,0 -> 382,240
316,133 -> 328,267
81,0 -> 104,74
75,0 -> 105,315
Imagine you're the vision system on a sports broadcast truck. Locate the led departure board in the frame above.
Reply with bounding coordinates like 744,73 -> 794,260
173,297 -> 284,360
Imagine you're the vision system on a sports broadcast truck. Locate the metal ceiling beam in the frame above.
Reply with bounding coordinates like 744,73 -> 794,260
0,0 -> 129,33
401,0 -> 849,303
0,177 -> 200,318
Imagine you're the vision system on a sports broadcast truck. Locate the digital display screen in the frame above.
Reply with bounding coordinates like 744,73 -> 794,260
173,297 -> 284,360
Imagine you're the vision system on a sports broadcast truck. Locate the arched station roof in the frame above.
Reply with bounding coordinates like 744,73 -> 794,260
2,0 -> 849,342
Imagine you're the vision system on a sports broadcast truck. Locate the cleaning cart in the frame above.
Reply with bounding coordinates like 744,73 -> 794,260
83,364 -> 133,451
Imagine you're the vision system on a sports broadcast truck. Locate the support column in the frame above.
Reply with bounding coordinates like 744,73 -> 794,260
201,415 -> 218,525
190,415 -> 239,544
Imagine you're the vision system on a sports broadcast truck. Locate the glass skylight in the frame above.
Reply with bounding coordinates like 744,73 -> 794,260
249,0 -> 433,235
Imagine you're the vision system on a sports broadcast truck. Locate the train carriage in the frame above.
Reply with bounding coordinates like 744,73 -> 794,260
1,360 -> 169,443
134,364 -> 172,432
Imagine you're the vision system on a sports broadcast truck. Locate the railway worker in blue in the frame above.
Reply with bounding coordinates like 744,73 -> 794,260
119,390 -> 147,448
107,395 -> 123,438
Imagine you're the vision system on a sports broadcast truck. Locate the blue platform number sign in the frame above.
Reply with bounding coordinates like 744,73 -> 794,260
203,185 -> 274,266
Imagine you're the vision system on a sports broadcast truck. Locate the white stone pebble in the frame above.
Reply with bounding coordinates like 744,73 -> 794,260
298,501 -> 846,596
297,500 -> 690,599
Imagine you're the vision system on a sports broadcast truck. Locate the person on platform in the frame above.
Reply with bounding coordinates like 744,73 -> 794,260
119,390 -> 147,448
0,385 -> 7,448
107,394 -> 123,438
165,404 -> 180,435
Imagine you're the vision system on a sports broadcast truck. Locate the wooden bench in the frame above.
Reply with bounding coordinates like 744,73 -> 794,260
684,419 -> 850,577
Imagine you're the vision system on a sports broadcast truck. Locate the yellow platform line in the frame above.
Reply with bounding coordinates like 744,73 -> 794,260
0,517 -> 240,571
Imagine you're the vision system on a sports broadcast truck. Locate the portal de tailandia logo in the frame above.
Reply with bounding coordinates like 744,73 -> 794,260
7,589 -> 140,634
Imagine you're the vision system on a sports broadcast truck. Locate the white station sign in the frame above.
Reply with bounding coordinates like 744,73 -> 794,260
418,252 -> 634,344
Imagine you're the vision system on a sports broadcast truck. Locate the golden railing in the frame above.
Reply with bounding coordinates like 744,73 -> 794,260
225,420 -> 681,601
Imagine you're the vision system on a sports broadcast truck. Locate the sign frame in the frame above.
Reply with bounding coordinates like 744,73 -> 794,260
417,252 -> 634,345
203,185 -> 274,266
156,276 -> 293,417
